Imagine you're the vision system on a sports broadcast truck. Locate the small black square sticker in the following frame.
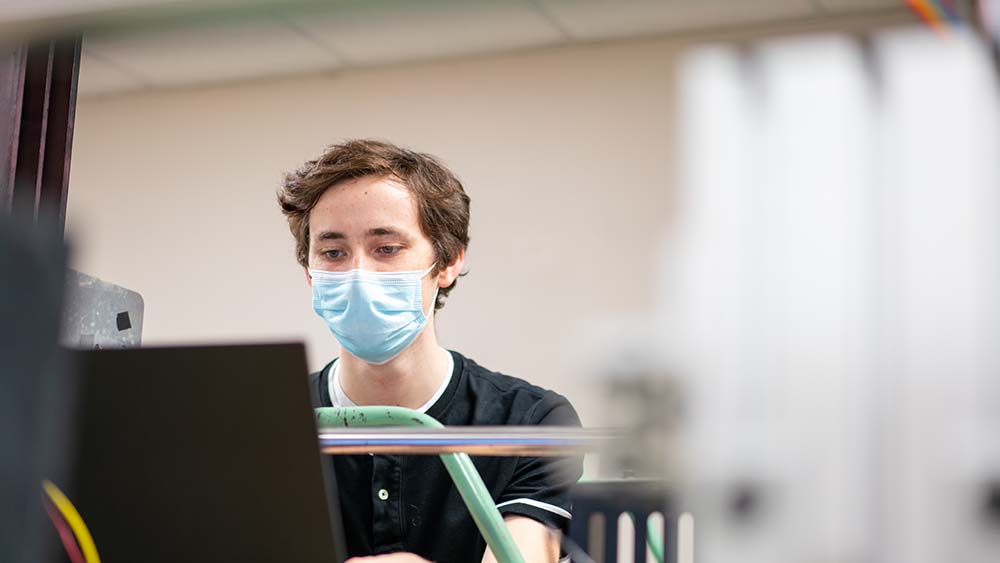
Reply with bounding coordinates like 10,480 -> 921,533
116,311 -> 132,331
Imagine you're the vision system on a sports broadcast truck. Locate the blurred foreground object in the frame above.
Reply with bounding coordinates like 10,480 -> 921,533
668,27 -> 1000,563
0,219 -> 74,563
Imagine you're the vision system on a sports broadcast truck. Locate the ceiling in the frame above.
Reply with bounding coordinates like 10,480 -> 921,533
75,0 -> 907,98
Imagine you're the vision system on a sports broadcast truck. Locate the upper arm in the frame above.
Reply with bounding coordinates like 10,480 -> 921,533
492,394 -> 583,561
495,397 -> 583,530
481,516 -> 560,563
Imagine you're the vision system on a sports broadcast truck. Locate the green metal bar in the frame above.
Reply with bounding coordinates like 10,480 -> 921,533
623,510 -> 665,563
646,515 -> 664,563
315,406 -> 525,563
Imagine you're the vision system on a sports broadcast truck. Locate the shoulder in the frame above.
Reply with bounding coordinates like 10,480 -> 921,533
451,352 -> 580,427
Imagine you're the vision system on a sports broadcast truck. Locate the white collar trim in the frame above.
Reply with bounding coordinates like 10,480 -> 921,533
327,348 -> 454,414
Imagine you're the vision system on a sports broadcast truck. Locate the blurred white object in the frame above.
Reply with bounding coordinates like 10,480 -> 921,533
670,27 -> 1000,563
875,28 -> 1000,563
672,34 -> 877,563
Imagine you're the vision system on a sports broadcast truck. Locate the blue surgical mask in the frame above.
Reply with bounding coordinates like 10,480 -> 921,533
309,264 -> 438,365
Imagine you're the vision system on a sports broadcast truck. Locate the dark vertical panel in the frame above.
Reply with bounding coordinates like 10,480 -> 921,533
663,514 -> 678,563
634,513 -> 648,563
11,43 -> 53,220
38,38 -> 81,237
0,45 -> 26,213
603,514 -> 619,563
1,37 -> 80,235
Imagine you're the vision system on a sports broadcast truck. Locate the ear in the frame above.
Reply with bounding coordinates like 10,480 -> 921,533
304,267 -> 313,288
438,249 -> 465,288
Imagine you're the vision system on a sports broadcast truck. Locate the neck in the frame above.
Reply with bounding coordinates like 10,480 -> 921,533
337,321 -> 449,410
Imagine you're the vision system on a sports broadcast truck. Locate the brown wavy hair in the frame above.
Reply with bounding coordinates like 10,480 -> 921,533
278,139 -> 470,311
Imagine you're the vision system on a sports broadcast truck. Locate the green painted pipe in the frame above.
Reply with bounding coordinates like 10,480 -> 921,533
621,511 -> 664,563
646,515 -> 664,563
315,407 -> 525,563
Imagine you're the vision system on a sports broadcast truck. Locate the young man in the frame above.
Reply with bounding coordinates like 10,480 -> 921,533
278,140 -> 582,563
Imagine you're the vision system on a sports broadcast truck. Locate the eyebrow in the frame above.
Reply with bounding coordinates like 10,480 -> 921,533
316,230 -> 345,241
367,227 -> 406,238
315,227 -> 408,241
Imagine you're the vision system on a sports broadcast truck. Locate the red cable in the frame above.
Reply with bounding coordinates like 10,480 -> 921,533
43,498 -> 86,563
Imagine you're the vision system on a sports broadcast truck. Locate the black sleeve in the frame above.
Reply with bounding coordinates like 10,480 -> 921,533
495,393 -> 584,534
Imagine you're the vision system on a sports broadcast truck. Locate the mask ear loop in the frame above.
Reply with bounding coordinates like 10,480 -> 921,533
424,287 -> 440,318
422,262 -> 440,319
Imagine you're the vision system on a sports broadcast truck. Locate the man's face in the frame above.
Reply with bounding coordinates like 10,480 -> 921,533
306,175 -> 442,316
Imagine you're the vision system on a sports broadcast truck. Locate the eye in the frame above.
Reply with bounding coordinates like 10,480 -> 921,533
376,245 -> 401,256
323,249 -> 344,259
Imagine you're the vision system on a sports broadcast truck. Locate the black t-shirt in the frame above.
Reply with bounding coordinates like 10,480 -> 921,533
310,350 -> 583,563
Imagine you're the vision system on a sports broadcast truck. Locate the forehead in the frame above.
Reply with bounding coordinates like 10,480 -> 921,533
309,175 -> 420,237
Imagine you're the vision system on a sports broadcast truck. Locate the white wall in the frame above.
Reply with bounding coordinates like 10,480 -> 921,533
65,13 -> 910,428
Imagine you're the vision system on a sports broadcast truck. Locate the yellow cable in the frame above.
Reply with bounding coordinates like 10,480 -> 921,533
42,480 -> 101,563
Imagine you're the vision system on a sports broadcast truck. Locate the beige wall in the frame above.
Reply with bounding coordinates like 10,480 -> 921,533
65,13 -> 910,428
67,35 -> 683,426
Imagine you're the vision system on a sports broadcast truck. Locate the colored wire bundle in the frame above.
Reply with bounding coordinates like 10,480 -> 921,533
906,0 -> 961,32
41,480 -> 101,563
43,499 -> 85,563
